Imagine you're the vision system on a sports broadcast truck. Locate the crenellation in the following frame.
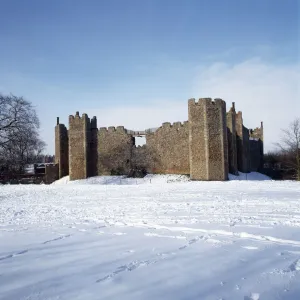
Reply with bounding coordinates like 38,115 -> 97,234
162,122 -> 171,128
172,121 -> 184,127
108,126 -> 116,132
116,126 -> 127,133
91,116 -> 97,129
213,98 -> 226,106
188,98 -> 196,105
55,98 -> 263,181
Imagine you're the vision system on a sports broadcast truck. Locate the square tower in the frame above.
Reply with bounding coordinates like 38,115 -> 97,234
188,98 -> 228,181
236,112 -> 250,173
226,103 -> 238,175
55,117 -> 69,178
69,112 -> 91,180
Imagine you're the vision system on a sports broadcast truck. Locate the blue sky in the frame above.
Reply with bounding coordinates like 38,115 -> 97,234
0,0 -> 299,153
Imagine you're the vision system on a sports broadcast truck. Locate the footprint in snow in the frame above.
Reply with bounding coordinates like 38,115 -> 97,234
124,249 -> 135,253
242,246 -> 259,250
285,259 -> 300,272
0,249 -> 28,261
244,293 -> 260,300
42,234 -> 71,244
96,259 -> 154,283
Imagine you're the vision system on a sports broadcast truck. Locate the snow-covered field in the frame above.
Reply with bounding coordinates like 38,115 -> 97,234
1,174 -> 300,300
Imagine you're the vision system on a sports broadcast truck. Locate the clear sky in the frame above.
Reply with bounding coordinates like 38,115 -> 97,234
0,0 -> 299,153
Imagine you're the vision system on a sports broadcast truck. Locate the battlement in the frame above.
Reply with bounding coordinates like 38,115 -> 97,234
99,126 -> 129,134
56,123 -> 68,130
99,127 -> 108,132
154,121 -> 189,134
69,112 -> 90,125
108,126 -> 116,132
91,116 -> 97,129
162,122 -> 171,128
188,98 -> 226,108
249,123 -> 263,141
228,102 -> 236,112
236,111 -> 243,126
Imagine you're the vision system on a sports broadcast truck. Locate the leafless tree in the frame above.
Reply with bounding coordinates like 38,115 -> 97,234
276,118 -> 300,180
0,94 -> 46,173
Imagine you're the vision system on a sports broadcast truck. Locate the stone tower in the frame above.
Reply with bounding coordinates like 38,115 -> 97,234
250,122 -> 264,143
55,117 -> 69,178
236,112 -> 250,173
226,102 -> 238,175
89,116 -> 98,177
249,122 -> 264,171
68,112 -> 91,180
188,98 -> 228,181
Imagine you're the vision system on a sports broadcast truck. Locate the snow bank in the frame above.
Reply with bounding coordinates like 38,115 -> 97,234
229,171 -> 271,181
53,172 -> 270,185
53,174 -> 190,185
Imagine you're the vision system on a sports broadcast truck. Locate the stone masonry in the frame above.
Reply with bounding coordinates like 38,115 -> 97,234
147,121 -> 190,174
226,103 -> 238,175
55,118 -> 69,178
54,98 -> 264,181
236,112 -> 251,173
188,98 -> 228,181
68,112 -> 91,180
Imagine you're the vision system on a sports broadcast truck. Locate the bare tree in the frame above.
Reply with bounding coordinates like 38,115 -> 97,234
0,94 -> 46,173
276,118 -> 300,180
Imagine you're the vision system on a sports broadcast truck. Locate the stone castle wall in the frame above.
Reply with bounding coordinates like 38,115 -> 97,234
131,145 -> 149,172
98,126 -> 134,175
55,98 -> 263,181
146,121 -> 190,174
45,164 -> 59,184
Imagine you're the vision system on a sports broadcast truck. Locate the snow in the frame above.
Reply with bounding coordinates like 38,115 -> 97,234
1,174 -> 300,300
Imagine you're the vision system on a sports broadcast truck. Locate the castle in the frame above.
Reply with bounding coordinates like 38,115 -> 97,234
54,98 -> 264,181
